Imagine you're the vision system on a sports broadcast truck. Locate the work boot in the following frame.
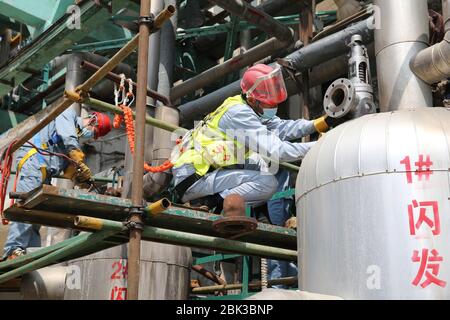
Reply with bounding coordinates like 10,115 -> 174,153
7,248 -> 26,260
190,194 -> 224,214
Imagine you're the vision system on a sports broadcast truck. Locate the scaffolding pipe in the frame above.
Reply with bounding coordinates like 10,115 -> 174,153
191,276 -> 298,294
207,0 -> 293,43
74,215 -> 298,261
128,0 -> 152,301
80,60 -> 172,106
171,36 -> 290,101
411,0 -> 450,84
0,230 -> 117,284
374,0 -> 432,111
178,17 -> 374,123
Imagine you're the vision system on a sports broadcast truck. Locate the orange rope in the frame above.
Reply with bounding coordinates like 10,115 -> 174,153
113,104 -> 173,173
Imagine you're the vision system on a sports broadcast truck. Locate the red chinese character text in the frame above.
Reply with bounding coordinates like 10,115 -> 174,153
408,200 -> 440,236
400,155 -> 433,184
412,249 -> 447,288
110,286 -> 128,300
414,155 -> 433,181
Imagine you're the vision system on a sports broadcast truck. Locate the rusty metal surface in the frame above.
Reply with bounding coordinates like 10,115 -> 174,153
3,186 -> 296,250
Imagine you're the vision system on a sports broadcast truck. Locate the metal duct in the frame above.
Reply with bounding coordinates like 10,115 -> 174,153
171,36 -> 290,101
374,0 -> 432,111
193,0 -> 299,57
207,0 -> 293,43
21,266 -> 68,300
43,53 -> 135,109
411,0 -> 450,85
178,17 -> 374,124
147,0 -> 164,106
152,0 -> 179,166
286,18 -> 373,71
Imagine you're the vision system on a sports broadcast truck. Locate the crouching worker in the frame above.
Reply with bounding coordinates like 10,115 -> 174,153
164,64 -> 342,212
1,109 -> 111,260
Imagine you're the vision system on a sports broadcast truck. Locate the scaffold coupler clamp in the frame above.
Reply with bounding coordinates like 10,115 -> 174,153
123,206 -> 146,231
138,13 -> 155,28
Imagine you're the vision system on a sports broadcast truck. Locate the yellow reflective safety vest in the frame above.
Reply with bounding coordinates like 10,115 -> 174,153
171,95 -> 252,177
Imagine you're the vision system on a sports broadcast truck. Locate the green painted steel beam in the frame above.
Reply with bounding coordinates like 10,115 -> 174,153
0,0 -> 128,96
69,37 -> 132,53
78,216 -> 298,261
0,233 -> 83,273
0,0 -> 61,27
0,110 -> 27,134
193,253 -> 241,265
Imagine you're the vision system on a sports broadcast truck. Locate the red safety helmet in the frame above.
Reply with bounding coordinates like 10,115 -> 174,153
240,64 -> 288,107
88,112 -> 112,139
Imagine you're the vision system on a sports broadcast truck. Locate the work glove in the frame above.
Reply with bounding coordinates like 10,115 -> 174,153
74,162 -> 92,183
68,149 -> 85,163
313,115 -> 351,133
62,149 -> 92,184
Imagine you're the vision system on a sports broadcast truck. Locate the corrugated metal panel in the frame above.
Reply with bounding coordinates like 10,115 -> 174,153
64,241 -> 191,300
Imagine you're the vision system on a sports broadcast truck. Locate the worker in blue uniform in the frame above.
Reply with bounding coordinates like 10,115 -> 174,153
168,63 -> 350,285
170,64 -> 345,212
1,108 -> 111,260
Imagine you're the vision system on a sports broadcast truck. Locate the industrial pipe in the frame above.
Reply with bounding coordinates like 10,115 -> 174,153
151,0 -> 179,188
171,36 -> 290,100
21,266 -> 68,300
207,0 -> 293,43
411,0 -> 450,85
374,0 -> 432,111
191,276 -> 298,294
74,215 -> 298,261
178,17 -> 374,123
0,16 -> 152,154
80,60 -> 172,106
286,17 -> 373,71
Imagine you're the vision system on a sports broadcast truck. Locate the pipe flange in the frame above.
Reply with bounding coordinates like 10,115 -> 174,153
323,78 -> 356,118
212,216 -> 258,236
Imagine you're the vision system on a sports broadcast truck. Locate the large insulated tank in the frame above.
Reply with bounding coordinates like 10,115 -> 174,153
64,242 -> 191,300
296,108 -> 450,299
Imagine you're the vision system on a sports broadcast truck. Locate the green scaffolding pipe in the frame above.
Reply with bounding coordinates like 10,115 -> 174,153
0,234 -> 86,273
76,216 -> 298,261
0,229 -> 117,284
83,97 -> 300,172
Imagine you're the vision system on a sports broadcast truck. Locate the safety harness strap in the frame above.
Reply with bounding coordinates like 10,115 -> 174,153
17,134 -> 48,182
